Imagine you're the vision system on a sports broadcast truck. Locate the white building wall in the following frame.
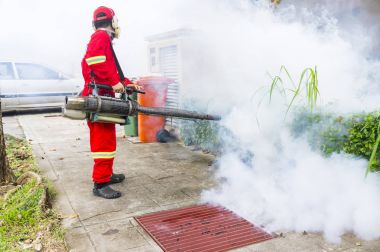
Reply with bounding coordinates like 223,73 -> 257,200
146,29 -> 191,127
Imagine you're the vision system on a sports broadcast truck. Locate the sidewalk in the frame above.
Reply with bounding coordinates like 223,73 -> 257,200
4,114 -> 380,252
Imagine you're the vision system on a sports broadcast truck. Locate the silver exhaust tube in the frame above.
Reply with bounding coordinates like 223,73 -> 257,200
63,96 -> 87,120
65,96 -> 85,110
62,108 -> 87,120
93,115 -> 126,124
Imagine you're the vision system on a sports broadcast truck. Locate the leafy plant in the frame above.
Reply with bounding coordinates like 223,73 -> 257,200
290,108 -> 349,156
343,112 -> 380,173
180,119 -> 220,152
179,99 -> 221,152
291,109 -> 380,174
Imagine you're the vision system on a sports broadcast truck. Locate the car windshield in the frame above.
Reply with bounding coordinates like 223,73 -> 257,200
16,63 -> 60,80
0,62 -> 15,80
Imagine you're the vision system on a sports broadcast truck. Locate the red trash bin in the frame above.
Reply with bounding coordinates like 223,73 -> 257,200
137,76 -> 174,143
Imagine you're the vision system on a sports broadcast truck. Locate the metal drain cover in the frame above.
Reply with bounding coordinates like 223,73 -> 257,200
135,204 -> 273,252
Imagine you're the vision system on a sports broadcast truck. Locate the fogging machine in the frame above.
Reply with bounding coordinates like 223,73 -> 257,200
63,83 -> 221,124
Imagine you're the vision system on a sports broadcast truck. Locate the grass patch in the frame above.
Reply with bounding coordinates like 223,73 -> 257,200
5,135 -> 38,178
0,135 -> 66,252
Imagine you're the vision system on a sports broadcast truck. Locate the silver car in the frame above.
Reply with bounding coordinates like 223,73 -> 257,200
0,61 -> 82,112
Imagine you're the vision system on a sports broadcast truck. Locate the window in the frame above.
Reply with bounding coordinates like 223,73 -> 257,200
150,47 -> 157,67
15,63 -> 60,80
0,62 -> 15,80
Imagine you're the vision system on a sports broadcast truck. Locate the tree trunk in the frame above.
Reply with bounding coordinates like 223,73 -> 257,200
0,100 -> 13,184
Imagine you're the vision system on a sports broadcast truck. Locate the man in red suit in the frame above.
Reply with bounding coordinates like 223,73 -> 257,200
81,6 -> 135,199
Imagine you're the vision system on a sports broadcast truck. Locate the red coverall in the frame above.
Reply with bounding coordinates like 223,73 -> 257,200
81,29 -> 131,184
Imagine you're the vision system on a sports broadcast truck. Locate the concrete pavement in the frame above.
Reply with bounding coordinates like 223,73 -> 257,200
3,114 -> 380,252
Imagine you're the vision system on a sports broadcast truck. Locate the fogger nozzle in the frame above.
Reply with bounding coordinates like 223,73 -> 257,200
64,96 -> 221,121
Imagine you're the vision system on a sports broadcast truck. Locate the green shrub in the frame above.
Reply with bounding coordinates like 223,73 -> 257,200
179,99 -> 221,152
291,109 -> 380,171
343,112 -> 380,171
180,119 -> 221,152
289,109 -> 349,156
180,96 -> 380,173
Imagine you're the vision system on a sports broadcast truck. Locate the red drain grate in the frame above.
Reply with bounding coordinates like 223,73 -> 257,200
135,204 -> 273,252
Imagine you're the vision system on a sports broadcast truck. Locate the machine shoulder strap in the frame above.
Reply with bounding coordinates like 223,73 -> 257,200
110,43 -> 125,81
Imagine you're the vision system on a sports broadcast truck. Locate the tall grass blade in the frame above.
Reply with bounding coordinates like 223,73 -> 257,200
265,66 -> 320,117
280,65 -> 296,88
366,120 -> 380,177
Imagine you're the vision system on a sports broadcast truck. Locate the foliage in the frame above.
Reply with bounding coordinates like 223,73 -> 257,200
269,66 -> 380,175
180,65 -> 379,176
291,109 -> 380,172
180,119 -> 221,152
179,100 -> 221,152
290,109 -> 349,156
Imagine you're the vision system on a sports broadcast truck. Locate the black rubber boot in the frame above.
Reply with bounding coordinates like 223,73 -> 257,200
109,173 -> 125,184
93,184 -> 121,199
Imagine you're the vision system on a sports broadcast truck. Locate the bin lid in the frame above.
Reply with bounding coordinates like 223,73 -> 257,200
137,76 -> 175,86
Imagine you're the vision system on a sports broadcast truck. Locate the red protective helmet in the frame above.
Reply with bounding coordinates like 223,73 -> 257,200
93,6 -> 115,22
92,6 -> 120,39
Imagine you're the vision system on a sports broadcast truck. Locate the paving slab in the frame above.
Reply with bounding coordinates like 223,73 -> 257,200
4,114 -> 380,252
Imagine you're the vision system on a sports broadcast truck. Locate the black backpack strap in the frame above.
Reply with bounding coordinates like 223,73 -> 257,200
110,43 -> 125,81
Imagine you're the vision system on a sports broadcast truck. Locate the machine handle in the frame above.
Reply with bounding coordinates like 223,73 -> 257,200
126,87 -> 146,94
90,83 -> 145,94
90,83 -> 112,90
